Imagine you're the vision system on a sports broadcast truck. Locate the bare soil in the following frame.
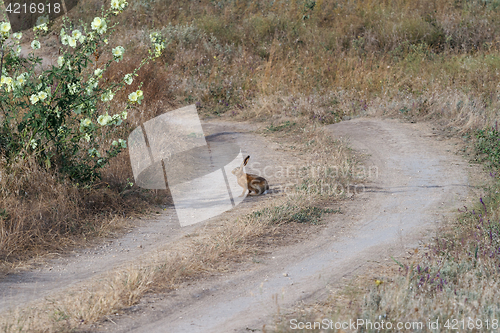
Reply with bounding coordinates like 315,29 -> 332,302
0,118 -> 473,332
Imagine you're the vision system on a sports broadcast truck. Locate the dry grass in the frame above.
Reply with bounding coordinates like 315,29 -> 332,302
51,0 -> 500,128
0,121 -> 170,270
92,0 -> 500,128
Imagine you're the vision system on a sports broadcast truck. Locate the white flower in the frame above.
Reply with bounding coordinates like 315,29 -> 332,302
112,140 -> 118,146
1,76 -> 13,92
124,73 -> 133,85
128,91 -> 138,102
34,23 -> 48,33
0,22 -> 10,37
91,17 -> 101,29
111,0 -> 128,13
88,77 -> 98,88
16,73 -> 27,86
30,94 -> 39,104
1,76 -> 12,84
91,17 -> 107,34
36,15 -> 49,26
129,90 -> 144,104
94,68 -> 103,77
101,90 -> 114,102
97,113 -> 112,125
81,118 -> 92,127
68,37 -> 77,48
57,56 -> 65,67
61,34 -> 69,45
38,91 -> 48,100
150,32 -> 160,44
68,83 -> 78,95
71,30 -> 82,39
14,45 -> 21,55
121,110 -> 127,119
112,46 -> 124,62
118,139 -> 127,148
31,40 -> 41,50
149,33 -> 165,57
84,133 -> 91,142
155,42 -> 165,53
96,115 -> 106,125
34,17 -> 48,33
86,77 -> 98,95
30,139 -> 37,149
0,22 -> 10,33
13,32 -> 22,39
69,31 -> 84,45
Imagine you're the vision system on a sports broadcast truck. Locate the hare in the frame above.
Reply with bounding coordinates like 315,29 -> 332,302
232,155 -> 269,197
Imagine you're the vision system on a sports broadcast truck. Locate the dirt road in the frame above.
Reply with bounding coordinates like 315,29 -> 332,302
89,118 -> 470,332
0,118 -> 471,332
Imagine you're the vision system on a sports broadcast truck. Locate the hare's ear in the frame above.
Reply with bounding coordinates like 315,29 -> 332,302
243,156 -> 250,166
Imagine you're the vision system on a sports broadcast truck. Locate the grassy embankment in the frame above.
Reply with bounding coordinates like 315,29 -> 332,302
2,0 -> 500,330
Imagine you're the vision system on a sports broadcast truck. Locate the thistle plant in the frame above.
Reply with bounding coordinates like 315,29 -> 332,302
0,0 -> 166,183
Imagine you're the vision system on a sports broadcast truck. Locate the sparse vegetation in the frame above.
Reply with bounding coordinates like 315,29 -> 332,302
54,0 -> 500,129
474,124 -> 500,170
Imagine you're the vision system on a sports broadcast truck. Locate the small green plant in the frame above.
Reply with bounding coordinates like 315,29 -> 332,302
0,0 -> 165,184
399,106 -> 410,114
252,204 -> 338,225
289,206 -> 338,224
302,0 -> 316,20
474,124 -> 500,170
265,121 -> 296,132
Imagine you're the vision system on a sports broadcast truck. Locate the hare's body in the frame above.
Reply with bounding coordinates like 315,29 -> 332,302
232,156 -> 269,197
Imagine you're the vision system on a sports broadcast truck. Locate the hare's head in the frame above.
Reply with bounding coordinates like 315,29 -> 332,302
232,155 -> 250,176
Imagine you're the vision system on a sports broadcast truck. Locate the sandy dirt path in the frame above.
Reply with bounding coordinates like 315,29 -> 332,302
0,118 -> 471,332
88,118 -> 471,332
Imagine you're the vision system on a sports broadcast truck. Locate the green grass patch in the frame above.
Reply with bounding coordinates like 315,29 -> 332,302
252,204 -> 339,225
475,126 -> 500,170
265,121 -> 297,132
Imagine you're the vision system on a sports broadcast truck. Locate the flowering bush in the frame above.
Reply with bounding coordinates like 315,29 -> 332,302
0,0 -> 165,183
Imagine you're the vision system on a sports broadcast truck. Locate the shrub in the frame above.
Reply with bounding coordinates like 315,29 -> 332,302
0,0 -> 165,184
474,124 -> 500,170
